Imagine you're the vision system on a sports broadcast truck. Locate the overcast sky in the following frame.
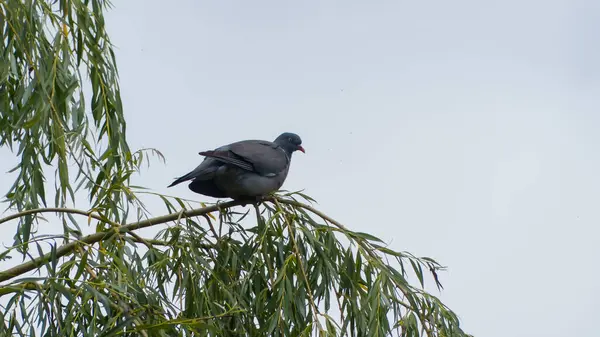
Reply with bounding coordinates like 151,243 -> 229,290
2,0 -> 599,336
100,1 -> 600,336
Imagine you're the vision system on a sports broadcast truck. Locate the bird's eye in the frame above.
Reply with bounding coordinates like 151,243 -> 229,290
288,137 -> 293,142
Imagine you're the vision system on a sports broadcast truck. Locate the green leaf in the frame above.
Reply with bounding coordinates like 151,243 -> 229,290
350,231 -> 385,243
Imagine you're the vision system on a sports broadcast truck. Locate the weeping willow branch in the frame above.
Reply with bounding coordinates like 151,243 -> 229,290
0,196 -> 463,336
0,208 -> 108,226
0,278 -> 152,337
0,196 -> 423,282
0,199 -> 245,283
0,196 -> 439,303
0,206 -> 154,249
0,197 -> 322,283
274,199 -> 324,331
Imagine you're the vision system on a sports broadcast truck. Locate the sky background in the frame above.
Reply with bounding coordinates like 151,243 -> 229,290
2,0 -> 600,336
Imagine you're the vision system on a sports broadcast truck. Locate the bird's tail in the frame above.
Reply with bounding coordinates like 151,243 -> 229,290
168,164 -> 216,188
168,171 -> 196,188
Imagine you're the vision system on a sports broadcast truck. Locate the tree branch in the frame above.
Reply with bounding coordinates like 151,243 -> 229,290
275,199 -> 323,331
0,197 -> 340,284
0,199 -> 245,283
0,196 -> 450,335
0,208 -> 107,226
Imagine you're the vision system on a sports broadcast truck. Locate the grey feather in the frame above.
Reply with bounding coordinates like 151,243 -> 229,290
168,132 -> 304,200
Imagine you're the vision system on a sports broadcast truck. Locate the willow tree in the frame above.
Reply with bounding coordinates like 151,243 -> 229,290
0,1 -> 471,336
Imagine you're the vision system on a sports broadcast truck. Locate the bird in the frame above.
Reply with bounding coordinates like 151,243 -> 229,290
168,132 -> 304,201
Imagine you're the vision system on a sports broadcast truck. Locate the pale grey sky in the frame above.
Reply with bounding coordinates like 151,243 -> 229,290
102,1 -> 600,336
2,0 -> 599,336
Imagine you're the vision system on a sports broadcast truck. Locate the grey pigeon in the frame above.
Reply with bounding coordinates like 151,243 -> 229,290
168,132 -> 304,200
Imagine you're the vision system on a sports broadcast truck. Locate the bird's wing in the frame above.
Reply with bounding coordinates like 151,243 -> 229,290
228,140 -> 289,175
198,148 -> 255,172
198,140 -> 289,175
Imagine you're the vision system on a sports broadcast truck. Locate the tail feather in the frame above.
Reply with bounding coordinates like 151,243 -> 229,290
168,169 -> 201,187
168,175 -> 189,188
168,163 -> 217,188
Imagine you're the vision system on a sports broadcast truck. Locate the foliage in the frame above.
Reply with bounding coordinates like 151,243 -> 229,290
0,1 -> 472,336
0,0 -> 140,249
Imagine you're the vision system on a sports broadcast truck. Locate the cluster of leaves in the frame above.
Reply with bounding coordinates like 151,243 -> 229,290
0,0 -> 152,251
0,0 -> 473,336
0,194 -> 471,336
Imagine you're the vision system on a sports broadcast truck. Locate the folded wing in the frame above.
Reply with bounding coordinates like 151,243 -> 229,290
200,140 -> 289,176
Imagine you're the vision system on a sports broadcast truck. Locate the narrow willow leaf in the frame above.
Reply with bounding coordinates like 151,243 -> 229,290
350,231 -> 385,243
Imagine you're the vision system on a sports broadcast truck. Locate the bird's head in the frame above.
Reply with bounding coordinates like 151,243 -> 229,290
275,132 -> 305,154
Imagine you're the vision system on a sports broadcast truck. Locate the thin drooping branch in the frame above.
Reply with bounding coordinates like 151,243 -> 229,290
276,200 -> 323,331
0,196 -> 424,288
279,198 -> 433,323
0,208 -> 108,226
0,196 -> 454,335
0,199 -> 245,283
277,199 -> 349,231
0,197 -> 351,284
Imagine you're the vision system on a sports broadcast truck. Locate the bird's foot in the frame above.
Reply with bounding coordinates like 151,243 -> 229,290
215,200 -> 226,213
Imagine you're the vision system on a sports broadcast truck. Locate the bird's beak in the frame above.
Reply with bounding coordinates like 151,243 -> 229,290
297,145 -> 305,153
